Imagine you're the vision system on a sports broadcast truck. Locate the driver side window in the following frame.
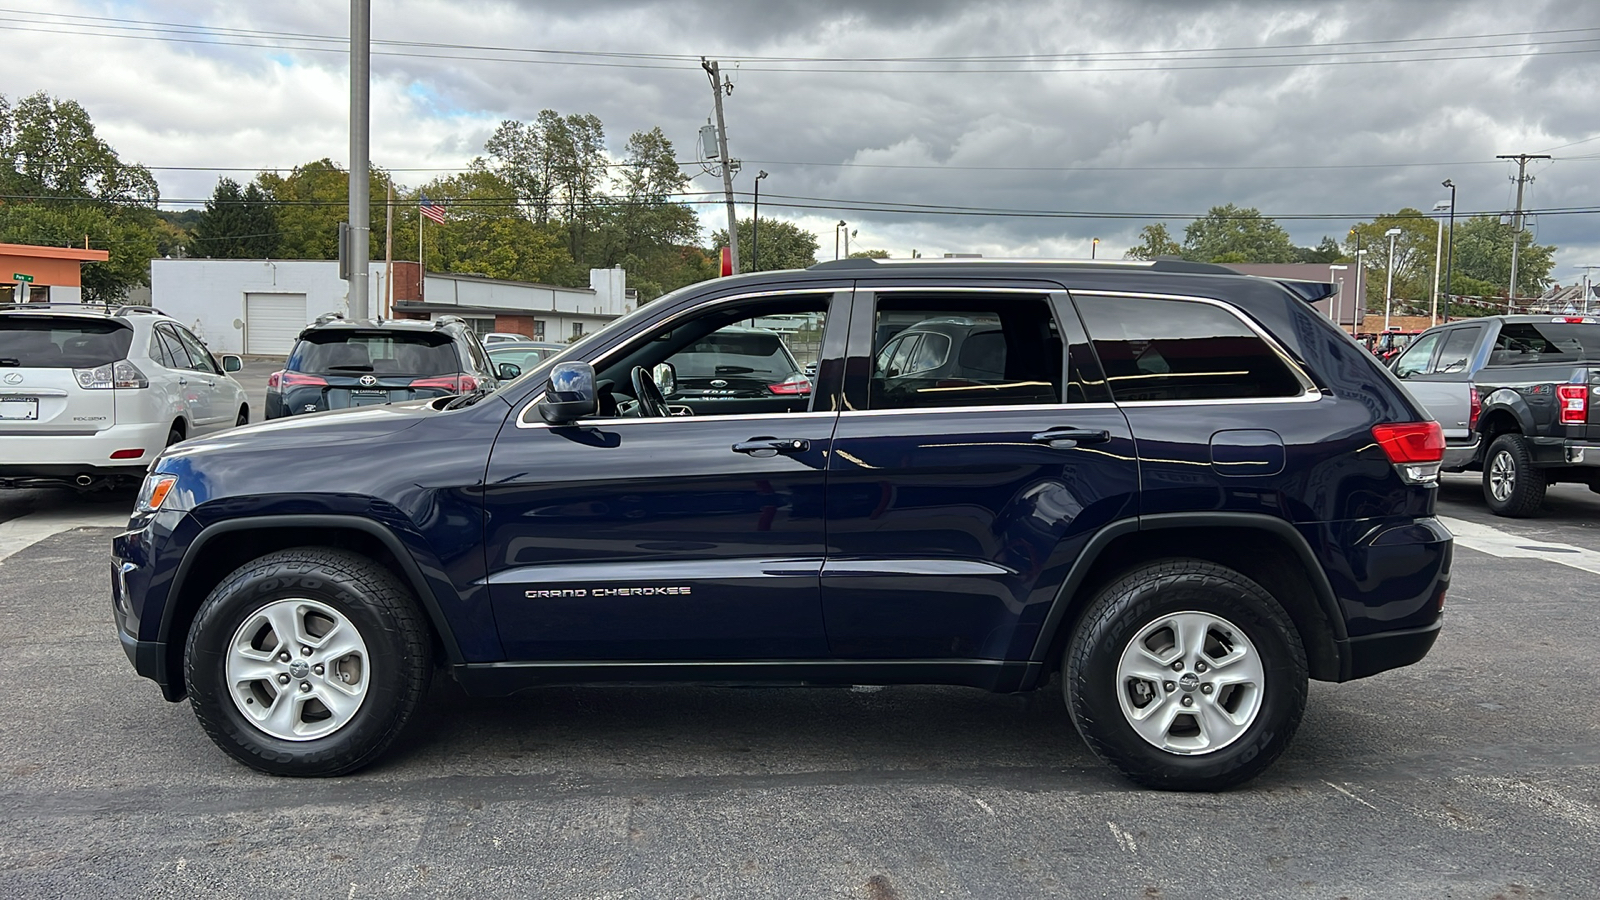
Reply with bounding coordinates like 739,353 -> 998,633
1392,332 -> 1441,379
592,293 -> 830,420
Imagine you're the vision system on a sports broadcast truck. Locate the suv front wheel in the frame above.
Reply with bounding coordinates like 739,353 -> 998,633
1065,559 -> 1307,791
184,548 -> 433,776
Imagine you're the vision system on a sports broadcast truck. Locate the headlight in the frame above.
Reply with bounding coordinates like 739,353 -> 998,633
135,473 -> 179,513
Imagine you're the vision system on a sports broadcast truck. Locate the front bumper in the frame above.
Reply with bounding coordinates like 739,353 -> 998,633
111,507 -> 194,701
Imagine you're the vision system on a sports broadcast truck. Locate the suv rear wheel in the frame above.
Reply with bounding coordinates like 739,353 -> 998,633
184,548 -> 432,776
1065,559 -> 1307,791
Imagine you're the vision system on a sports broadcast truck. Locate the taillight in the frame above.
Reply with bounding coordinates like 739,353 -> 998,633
1468,385 -> 1481,430
74,359 -> 148,389
1557,384 -> 1588,425
269,371 -> 327,388
768,374 -> 812,395
411,375 -> 474,393
1372,421 -> 1444,485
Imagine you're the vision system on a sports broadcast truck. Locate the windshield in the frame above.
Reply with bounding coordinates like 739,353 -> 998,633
0,316 -> 134,368
288,331 -> 462,376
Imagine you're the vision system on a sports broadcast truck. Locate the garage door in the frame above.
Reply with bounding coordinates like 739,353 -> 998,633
244,293 -> 307,355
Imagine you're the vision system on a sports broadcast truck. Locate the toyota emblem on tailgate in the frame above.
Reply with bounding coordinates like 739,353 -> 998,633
359,375 -> 378,386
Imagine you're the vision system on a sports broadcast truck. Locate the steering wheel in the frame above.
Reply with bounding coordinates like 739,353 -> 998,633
630,366 -> 671,418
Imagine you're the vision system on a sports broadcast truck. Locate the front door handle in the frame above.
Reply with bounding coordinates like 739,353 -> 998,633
733,437 -> 810,457
1031,427 -> 1111,447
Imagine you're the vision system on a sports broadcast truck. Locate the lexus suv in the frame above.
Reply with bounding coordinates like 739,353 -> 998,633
113,259 -> 1451,790
265,314 -> 498,418
1,303 -> 247,492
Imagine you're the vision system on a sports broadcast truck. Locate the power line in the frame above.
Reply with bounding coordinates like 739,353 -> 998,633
1,9 -> 1596,73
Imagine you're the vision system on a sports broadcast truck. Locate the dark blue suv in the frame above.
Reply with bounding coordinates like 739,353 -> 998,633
112,259 -> 1451,790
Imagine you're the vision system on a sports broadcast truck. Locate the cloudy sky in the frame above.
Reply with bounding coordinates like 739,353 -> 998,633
6,0 -> 1599,284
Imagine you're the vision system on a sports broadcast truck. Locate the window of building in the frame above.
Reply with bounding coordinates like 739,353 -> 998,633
533,320 -> 546,341
1074,294 -> 1307,402
571,322 -> 585,339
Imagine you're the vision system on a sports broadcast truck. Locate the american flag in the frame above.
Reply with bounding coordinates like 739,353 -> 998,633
419,193 -> 447,224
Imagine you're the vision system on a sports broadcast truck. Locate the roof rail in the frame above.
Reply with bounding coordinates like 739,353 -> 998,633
0,301 -> 116,312
432,314 -> 466,327
111,304 -> 167,316
313,311 -> 346,325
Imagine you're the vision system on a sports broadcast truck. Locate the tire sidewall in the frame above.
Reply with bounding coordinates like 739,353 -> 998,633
1067,565 -> 1306,790
186,556 -> 412,774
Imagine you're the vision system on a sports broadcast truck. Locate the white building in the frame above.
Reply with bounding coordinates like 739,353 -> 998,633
150,259 -> 633,356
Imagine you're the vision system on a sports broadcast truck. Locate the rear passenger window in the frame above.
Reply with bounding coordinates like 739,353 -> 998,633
1074,295 -> 1306,402
869,293 -> 1063,409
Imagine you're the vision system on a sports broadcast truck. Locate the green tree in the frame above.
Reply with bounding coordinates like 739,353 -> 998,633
0,202 -> 156,303
0,91 -> 160,299
713,217 -> 819,271
1182,205 -> 1297,263
1124,223 -> 1182,260
255,159 -> 397,261
1347,210 -> 1445,315
1446,215 -> 1555,303
412,167 -> 574,284
848,249 -> 891,259
189,178 -> 278,259
0,91 -> 157,204
1295,236 -> 1344,263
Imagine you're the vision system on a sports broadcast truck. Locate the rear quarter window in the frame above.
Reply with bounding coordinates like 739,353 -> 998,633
1074,294 -> 1307,402
1489,322 -> 1600,365
0,317 -> 134,368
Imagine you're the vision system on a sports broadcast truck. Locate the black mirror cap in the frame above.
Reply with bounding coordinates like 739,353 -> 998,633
221,354 -> 244,373
499,362 -> 522,380
538,360 -> 598,425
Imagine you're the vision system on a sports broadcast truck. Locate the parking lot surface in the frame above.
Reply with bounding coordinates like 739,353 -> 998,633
0,475 -> 1596,898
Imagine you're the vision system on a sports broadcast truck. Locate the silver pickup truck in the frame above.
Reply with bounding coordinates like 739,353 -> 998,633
1390,315 -> 1600,516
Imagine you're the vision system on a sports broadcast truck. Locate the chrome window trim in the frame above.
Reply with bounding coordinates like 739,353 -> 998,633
515,409 -> 839,431
514,287 -> 840,429
1072,289 -> 1321,404
865,286 -> 1057,294
839,401 -> 1119,416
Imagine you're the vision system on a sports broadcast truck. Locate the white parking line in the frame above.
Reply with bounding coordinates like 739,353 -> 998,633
1439,516 -> 1600,578
0,507 -> 129,564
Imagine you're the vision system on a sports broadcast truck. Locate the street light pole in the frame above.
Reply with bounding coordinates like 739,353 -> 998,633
1383,227 -> 1402,331
835,220 -> 846,260
1442,179 -> 1457,324
1091,238 -> 1099,259
1430,200 -> 1450,327
752,170 -> 767,273
1354,248 -> 1367,335
1328,264 -> 1348,330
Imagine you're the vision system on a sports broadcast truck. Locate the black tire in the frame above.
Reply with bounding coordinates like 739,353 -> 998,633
1482,433 -> 1546,517
1064,559 -> 1307,791
184,548 -> 433,776
166,423 -> 184,448
236,405 -> 249,427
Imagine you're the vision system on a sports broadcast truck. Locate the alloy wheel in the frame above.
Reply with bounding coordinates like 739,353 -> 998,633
224,598 -> 371,741
1489,450 -> 1517,502
1115,610 -> 1265,755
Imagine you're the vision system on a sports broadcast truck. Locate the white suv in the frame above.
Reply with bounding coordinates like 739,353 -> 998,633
0,304 -> 248,492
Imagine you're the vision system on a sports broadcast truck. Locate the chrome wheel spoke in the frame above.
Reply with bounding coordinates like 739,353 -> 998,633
1173,614 -> 1210,665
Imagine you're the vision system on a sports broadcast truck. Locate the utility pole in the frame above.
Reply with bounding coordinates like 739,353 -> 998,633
348,0 -> 370,319
383,181 -> 394,319
1497,153 -> 1551,312
702,59 -> 739,275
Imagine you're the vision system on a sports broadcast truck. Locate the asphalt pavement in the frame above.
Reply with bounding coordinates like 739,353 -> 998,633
0,468 -> 1596,898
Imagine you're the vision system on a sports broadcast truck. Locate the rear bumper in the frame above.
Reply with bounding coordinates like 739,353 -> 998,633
0,422 -> 169,485
1441,434 -> 1481,471
1341,614 -> 1443,680
1559,443 -> 1600,467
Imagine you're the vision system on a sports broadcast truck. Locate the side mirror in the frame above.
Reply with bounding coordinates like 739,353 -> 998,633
651,361 -> 676,397
498,362 -> 522,380
538,361 -> 598,425
221,354 -> 243,373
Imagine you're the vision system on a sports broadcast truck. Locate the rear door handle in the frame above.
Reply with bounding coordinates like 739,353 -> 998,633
1031,427 -> 1111,447
733,437 -> 810,457
178,377 -> 188,386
